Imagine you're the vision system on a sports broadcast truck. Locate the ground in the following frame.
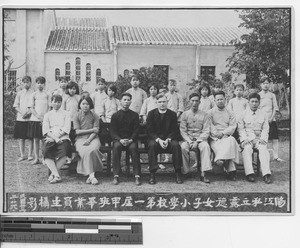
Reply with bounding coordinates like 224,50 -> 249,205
4,136 -> 291,198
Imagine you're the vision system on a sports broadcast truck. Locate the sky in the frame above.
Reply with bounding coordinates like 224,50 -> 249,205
56,9 -> 242,28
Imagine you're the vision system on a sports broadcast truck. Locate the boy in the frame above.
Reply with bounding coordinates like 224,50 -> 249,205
91,78 -> 108,117
165,79 -> 184,120
99,84 -> 120,123
13,76 -> 34,161
53,76 -> 68,98
238,92 -> 271,184
209,80 -> 223,107
259,77 -> 283,162
28,76 -> 51,164
126,75 -> 147,115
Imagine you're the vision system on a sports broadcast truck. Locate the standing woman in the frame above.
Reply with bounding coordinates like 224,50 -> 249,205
74,96 -> 104,185
43,94 -> 71,184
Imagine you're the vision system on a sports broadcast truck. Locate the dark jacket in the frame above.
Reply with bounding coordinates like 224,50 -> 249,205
146,108 -> 181,141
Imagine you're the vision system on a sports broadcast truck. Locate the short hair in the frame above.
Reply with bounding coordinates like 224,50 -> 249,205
148,82 -> 159,92
260,76 -> 269,83
130,74 -> 140,81
97,78 -> 106,84
66,81 -> 79,95
59,76 -> 67,82
120,92 -> 132,100
168,79 -> 176,85
213,80 -> 223,88
81,91 -> 90,97
107,84 -> 117,94
189,92 -> 200,100
51,94 -> 63,102
36,76 -> 46,84
214,90 -> 226,98
78,96 -> 94,110
234,84 -> 245,90
248,92 -> 261,101
22,76 -> 32,82
199,82 -> 211,96
156,93 -> 167,100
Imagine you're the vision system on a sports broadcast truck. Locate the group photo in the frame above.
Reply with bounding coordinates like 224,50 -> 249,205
2,8 -> 292,213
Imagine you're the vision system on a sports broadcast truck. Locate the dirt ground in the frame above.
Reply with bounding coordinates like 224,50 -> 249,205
4,136 -> 291,198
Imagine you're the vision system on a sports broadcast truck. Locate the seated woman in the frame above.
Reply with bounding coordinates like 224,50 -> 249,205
42,94 -> 71,184
74,96 -> 104,185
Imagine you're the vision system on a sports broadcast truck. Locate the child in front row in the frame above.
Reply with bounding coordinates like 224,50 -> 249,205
13,76 -> 34,162
199,82 -> 214,113
259,77 -> 284,162
63,81 -> 81,164
99,84 -> 120,123
28,76 -> 51,164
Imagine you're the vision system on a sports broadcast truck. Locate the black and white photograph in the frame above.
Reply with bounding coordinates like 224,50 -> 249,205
2,7 -> 293,214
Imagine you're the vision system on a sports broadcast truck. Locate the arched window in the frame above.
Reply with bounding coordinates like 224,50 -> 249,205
75,57 -> 81,82
65,62 -> 70,81
96,68 -> 101,83
86,63 -> 91,82
55,68 -> 60,81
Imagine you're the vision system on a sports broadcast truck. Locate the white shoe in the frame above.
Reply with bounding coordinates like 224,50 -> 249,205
274,157 -> 285,162
192,162 -> 198,168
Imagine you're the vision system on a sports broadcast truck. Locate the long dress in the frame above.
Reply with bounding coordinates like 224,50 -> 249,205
73,110 -> 103,175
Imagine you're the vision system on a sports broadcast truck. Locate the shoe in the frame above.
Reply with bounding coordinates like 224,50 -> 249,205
274,157 -> 285,162
149,173 -> 156,185
215,160 -> 224,166
48,174 -> 54,182
192,162 -> 198,169
246,174 -> 255,182
228,171 -> 237,181
175,172 -> 183,184
135,176 -> 141,186
91,177 -> 99,185
158,164 -> 166,170
49,176 -> 62,184
113,176 -> 119,185
17,156 -> 26,162
31,159 -> 40,165
200,172 -> 210,183
65,157 -> 72,164
264,174 -> 272,184
27,156 -> 34,161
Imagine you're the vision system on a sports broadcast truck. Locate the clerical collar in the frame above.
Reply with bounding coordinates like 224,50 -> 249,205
158,109 -> 167,114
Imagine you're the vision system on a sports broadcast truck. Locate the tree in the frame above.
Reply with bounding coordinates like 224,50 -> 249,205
227,9 -> 291,89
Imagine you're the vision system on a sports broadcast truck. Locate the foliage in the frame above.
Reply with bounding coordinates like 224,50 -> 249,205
4,93 -> 16,134
114,66 -> 169,98
227,9 -> 291,89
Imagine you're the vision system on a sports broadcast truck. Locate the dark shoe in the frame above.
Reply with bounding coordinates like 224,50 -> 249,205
135,176 -> 141,186
228,171 -> 237,181
149,173 -> 156,185
200,172 -> 210,183
263,174 -> 272,184
246,174 -> 255,182
113,176 -> 119,185
175,172 -> 183,184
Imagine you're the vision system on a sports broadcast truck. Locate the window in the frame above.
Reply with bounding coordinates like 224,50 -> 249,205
153,65 -> 169,85
4,70 -> 17,90
65,62 -> 70,81
75,57 -> 81,82
200,66 -> 215,82
86,63 -> 91,82
55,68 -> 60,81
96,68 -> 101,83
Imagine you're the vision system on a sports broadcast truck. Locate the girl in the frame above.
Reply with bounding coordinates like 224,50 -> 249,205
13,75 -> 34,161
140,82 -> 159,125
28,76 -> 51,164
199,82 -> 214,113
42,94 -> 71,184
74,96 -> 104,185
99,84 -> 120,123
